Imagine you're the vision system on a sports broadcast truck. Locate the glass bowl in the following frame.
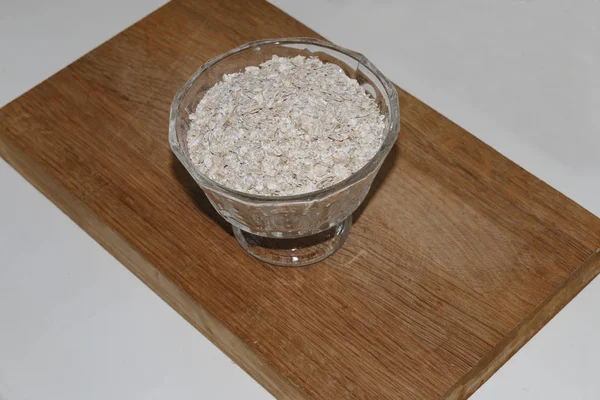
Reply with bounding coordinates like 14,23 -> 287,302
169,38 -> 400,267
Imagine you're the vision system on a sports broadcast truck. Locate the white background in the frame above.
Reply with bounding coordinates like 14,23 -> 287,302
1,0 -> 599,399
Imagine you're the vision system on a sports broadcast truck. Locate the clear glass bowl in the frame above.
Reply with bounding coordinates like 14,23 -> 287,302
169,38 -> 400,266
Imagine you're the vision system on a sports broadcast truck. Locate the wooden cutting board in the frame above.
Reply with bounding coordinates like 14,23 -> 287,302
1,0 -> 599,398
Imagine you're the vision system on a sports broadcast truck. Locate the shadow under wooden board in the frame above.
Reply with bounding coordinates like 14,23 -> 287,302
1,0 -> 599,398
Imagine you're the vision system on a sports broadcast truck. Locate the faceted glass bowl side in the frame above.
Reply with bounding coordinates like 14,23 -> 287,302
169,38 -> 400,265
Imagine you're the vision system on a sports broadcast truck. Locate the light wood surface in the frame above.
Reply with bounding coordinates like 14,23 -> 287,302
1,0 -> 599,398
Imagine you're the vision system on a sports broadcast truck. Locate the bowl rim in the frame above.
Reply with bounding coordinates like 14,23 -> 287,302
169,37 -> 400,204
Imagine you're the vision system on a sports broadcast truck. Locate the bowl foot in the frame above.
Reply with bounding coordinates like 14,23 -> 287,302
233,217 -> 352,267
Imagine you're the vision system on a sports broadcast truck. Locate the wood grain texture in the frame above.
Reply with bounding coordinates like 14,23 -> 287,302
1,0 -> 600,398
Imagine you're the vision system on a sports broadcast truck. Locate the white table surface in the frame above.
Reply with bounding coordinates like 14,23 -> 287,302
0,0 -> 598,399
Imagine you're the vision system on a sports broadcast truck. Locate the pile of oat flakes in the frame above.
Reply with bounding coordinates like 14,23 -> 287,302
186,55 -> 385,196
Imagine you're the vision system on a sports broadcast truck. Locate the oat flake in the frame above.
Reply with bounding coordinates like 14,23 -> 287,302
186,55 -> 385,196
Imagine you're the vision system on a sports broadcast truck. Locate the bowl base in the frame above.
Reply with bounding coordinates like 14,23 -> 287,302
233,217 -> 352,267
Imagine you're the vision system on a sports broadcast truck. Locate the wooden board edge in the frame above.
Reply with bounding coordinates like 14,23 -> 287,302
443,248 -> 600,400
0,140 -> 308,400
